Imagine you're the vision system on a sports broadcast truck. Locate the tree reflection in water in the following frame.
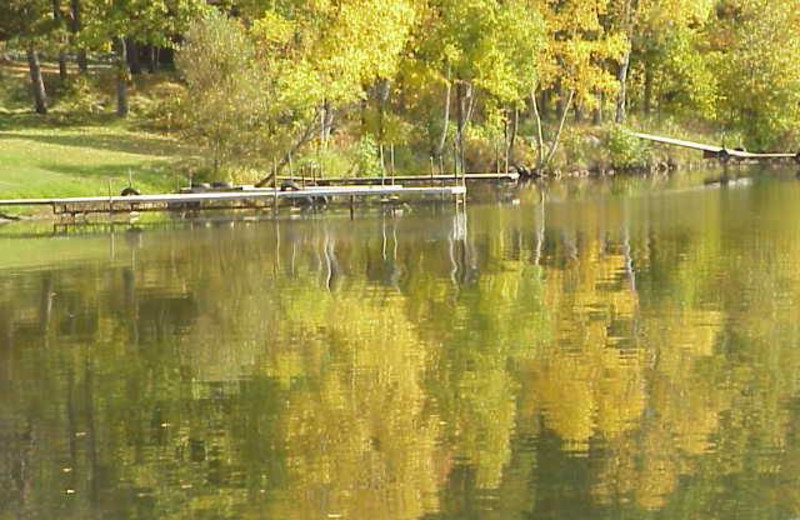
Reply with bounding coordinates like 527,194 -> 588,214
2,174 -> 800,519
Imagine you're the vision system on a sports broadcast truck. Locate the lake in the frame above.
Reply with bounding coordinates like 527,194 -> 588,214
2,169 -> 800,519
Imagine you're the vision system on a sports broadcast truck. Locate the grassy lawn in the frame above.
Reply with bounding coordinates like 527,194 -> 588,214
0,119 -> 193,201
0,59 -> 199,209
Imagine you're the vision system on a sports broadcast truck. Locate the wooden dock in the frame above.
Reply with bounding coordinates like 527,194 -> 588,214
278,172 -> 519,186
632,132 -> 800,163
0,185 -> 467,216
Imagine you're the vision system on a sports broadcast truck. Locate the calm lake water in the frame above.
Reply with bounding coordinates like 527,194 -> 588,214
2,169 -> 800,519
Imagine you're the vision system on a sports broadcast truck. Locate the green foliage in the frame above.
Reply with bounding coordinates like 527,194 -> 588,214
353,134 -> 384,177
606,124 -> 650,169
713,0 -> 800,148
176,11 -> 266,173
54,75 -> 105,116
3,0 -> 800,175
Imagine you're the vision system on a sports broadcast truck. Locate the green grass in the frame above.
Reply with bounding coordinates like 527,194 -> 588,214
0,118 -> 196,204
0,59 -> 200,215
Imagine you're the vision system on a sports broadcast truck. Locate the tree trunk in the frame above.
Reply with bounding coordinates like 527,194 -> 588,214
255,114 -> 320,187
644,64 -> 653,116
531,88 -> 546,169
145,45 -> 160,73
545,90 -> 575,167
127,38 -> 142,75
435,64 -> 452,168
456,81 -> 464,174
556,83 -> 566,121
69,0 -> 87,73
114,37 -> 129,117
455,80 -> 475,174
593,92 -> 604,125
376,78 -> 390,143
319,100 -> 334,144
539,89 -> 549,120
506,108 -> 519,171
52,0 -> 68,82
616,49 -> 631,123
146,45 -> 156,73
26,45 -> 48,115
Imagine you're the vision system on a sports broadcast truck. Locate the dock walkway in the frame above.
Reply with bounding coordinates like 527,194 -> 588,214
280,173 -> 519,186
632,132 -> 800,162
0,185 -> 467,216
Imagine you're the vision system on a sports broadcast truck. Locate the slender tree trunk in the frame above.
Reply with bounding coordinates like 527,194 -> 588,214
145,45 -> 160,73
70,0 -> 87,73
127,38 -> 142,75
455,81 -> 475,174
26,45 -> 48,115
376,78 -> 390,143
531,88 -> 546,169
539,89 -> 549,120
435,63 -> 452,167
507,108 -> 519,171
644,64 -> 653,116
113,37 -> 129,117
556,83 -> 566,120
593,92 -> 604,125
616,49 -> 631,123
255,115 -> 320,187
545,90 -> 575,167
360,97 -> 368,133
456,81 -> 464,174
146,45 -> 156,73
52,0 -> 68,82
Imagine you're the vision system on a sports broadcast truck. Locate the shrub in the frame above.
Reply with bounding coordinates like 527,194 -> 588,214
605,124 -> 650,170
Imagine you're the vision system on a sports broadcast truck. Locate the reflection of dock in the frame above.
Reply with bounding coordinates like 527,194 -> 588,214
632,132 -> 800,163
0,184 -> 467,217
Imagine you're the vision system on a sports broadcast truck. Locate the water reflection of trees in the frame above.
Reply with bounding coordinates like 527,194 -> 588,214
2,186 -> 800,518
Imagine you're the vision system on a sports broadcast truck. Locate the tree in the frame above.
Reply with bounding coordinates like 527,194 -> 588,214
530,0 -> 628,172
614,0 -> 717,121
177,11 -> 267,174
81,0 -> 208,117
0,0 -> 54,114
712,0 -> 800,148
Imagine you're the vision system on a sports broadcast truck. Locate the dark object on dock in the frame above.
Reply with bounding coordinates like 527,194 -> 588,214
512,165 -> 542,182
632,132 -> 797,163
120,187 -> 140,196
281,180 -> 327,206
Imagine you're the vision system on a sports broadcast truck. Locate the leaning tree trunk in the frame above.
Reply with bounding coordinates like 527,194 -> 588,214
26,45 -> 48,115
70,0 -> 87,73
113,37 -> 129,117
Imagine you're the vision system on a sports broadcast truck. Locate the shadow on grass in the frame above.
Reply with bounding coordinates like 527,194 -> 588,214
40,161 -> 191,193
0,126 -> 188,157
0,111 -> 121,130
